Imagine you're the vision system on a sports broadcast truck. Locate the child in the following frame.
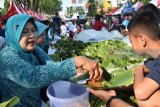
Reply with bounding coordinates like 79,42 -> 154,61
88,5 -> 160,107
60,21 -> 68,36
127,10 -> 160,107
75,24 -> 83,35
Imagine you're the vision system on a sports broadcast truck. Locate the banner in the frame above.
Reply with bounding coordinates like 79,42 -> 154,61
0,0 -> 4,8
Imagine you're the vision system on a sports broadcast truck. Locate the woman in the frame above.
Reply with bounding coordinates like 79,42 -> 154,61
35,21 -> 48,52
0,14 -> 103,106
0,36 -> 6,50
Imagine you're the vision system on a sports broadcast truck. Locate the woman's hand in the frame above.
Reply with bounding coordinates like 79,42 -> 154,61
74,56 -> 103,80
87,88 -> 116,103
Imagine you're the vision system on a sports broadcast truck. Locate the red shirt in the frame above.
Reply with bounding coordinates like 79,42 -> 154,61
94,21 -> 105,31
0,20 -> 2,30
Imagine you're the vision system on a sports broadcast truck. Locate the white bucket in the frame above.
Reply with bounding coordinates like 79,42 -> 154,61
47,80 -> 89,107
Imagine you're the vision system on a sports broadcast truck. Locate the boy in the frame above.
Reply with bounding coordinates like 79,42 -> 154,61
88,6 -> 160,107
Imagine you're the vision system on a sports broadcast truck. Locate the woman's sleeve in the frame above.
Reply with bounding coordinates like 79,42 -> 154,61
0,49 -> 77,88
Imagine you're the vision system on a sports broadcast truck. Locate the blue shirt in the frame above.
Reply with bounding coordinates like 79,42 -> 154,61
145,57 -> 160,85
0,46 -> 76,106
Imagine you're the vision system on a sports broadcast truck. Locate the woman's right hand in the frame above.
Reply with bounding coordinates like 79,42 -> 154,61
74,56 -> 103,81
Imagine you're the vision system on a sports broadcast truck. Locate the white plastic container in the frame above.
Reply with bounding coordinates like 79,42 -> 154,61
47,80 -> 89,107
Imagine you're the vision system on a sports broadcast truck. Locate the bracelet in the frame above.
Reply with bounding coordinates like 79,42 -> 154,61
106,96 -> 118,107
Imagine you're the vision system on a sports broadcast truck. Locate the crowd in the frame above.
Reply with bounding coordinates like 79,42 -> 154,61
0,3 -> 160,107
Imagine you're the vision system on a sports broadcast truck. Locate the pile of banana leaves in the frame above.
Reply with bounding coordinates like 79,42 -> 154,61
50,38 -> 145,107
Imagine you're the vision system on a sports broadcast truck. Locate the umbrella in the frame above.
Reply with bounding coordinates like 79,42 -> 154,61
121,0 -> 135,14
132,1 -> 144,11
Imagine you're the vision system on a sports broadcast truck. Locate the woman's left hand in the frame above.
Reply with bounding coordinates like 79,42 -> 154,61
74,56 -> 103,80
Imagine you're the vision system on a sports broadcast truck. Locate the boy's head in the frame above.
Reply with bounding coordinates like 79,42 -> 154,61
136,3 -> 160,16
127,10 -> 160,56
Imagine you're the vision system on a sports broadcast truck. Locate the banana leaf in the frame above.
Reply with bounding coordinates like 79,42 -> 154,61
0,96 -> 20,107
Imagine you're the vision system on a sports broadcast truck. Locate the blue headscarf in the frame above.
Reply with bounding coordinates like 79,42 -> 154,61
122,19 -> 129,29
5,14 -> 36,52
35,21 -> 48,37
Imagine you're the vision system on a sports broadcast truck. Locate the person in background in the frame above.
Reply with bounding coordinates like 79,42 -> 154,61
94,14 -> 106,31
89,16 -> 95,29
60,21 -> 68,37
74,24 -> 83,36
67,21 -> 77,38
39,20 -> 51,53
35,21 -> 48,52
52,12 -> 62,36
0,14 -> 103,106
76,16 -> 81,25
0,19 -> 2,30
88,5 -> 160,107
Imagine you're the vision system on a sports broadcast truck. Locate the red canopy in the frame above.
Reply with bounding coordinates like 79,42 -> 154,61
0,1 -> 18,20
0,1 -> 45,21
158,0 -> 160,8
106,8 -> 118,16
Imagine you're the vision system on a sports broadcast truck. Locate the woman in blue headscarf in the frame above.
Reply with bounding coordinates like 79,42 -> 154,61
0,14 -> 103,106
35,21 -> 48,52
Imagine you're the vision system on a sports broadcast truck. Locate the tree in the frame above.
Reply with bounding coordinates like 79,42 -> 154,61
39,0 -> 62,15
0,0 -> 10,16
87,0 -> 97,17
131,0 -> 150,4
15,0 -> 62,15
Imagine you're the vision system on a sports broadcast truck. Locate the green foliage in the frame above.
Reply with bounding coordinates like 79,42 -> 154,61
14,0 -> 62,16
0,0 -> 10,17
39,0 -> 62,15
131,0 -> 150,4
67,6 -> 85,15
87,0 -> 97,17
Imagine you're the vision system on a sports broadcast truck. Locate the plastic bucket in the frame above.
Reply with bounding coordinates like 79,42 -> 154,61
47,80 -> 89,107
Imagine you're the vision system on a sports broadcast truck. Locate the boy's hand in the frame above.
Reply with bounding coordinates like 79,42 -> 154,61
135,65 -> 150,74
135,65 -> 144,73
87,88 -> 116,103
143,66 -> 150,73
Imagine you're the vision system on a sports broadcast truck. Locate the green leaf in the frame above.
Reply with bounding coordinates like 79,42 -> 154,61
0,96 -> 20,107
108,69 -> 134,88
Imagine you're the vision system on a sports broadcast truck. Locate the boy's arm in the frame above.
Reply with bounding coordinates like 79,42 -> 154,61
134,65 -> 159,100
136,90 -> 160,106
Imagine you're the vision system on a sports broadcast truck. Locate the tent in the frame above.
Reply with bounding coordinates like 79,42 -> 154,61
157,0 -> 160,8
121,0 -> 135,14
0,1 -> 45,21
113,5 -> 125,15
149,0 -> 158,6
132,1 -> 144,11
106,7 -> 118,16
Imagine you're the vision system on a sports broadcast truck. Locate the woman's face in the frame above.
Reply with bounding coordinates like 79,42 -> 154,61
19,21 -> 37,52
37,31 -> 46,45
